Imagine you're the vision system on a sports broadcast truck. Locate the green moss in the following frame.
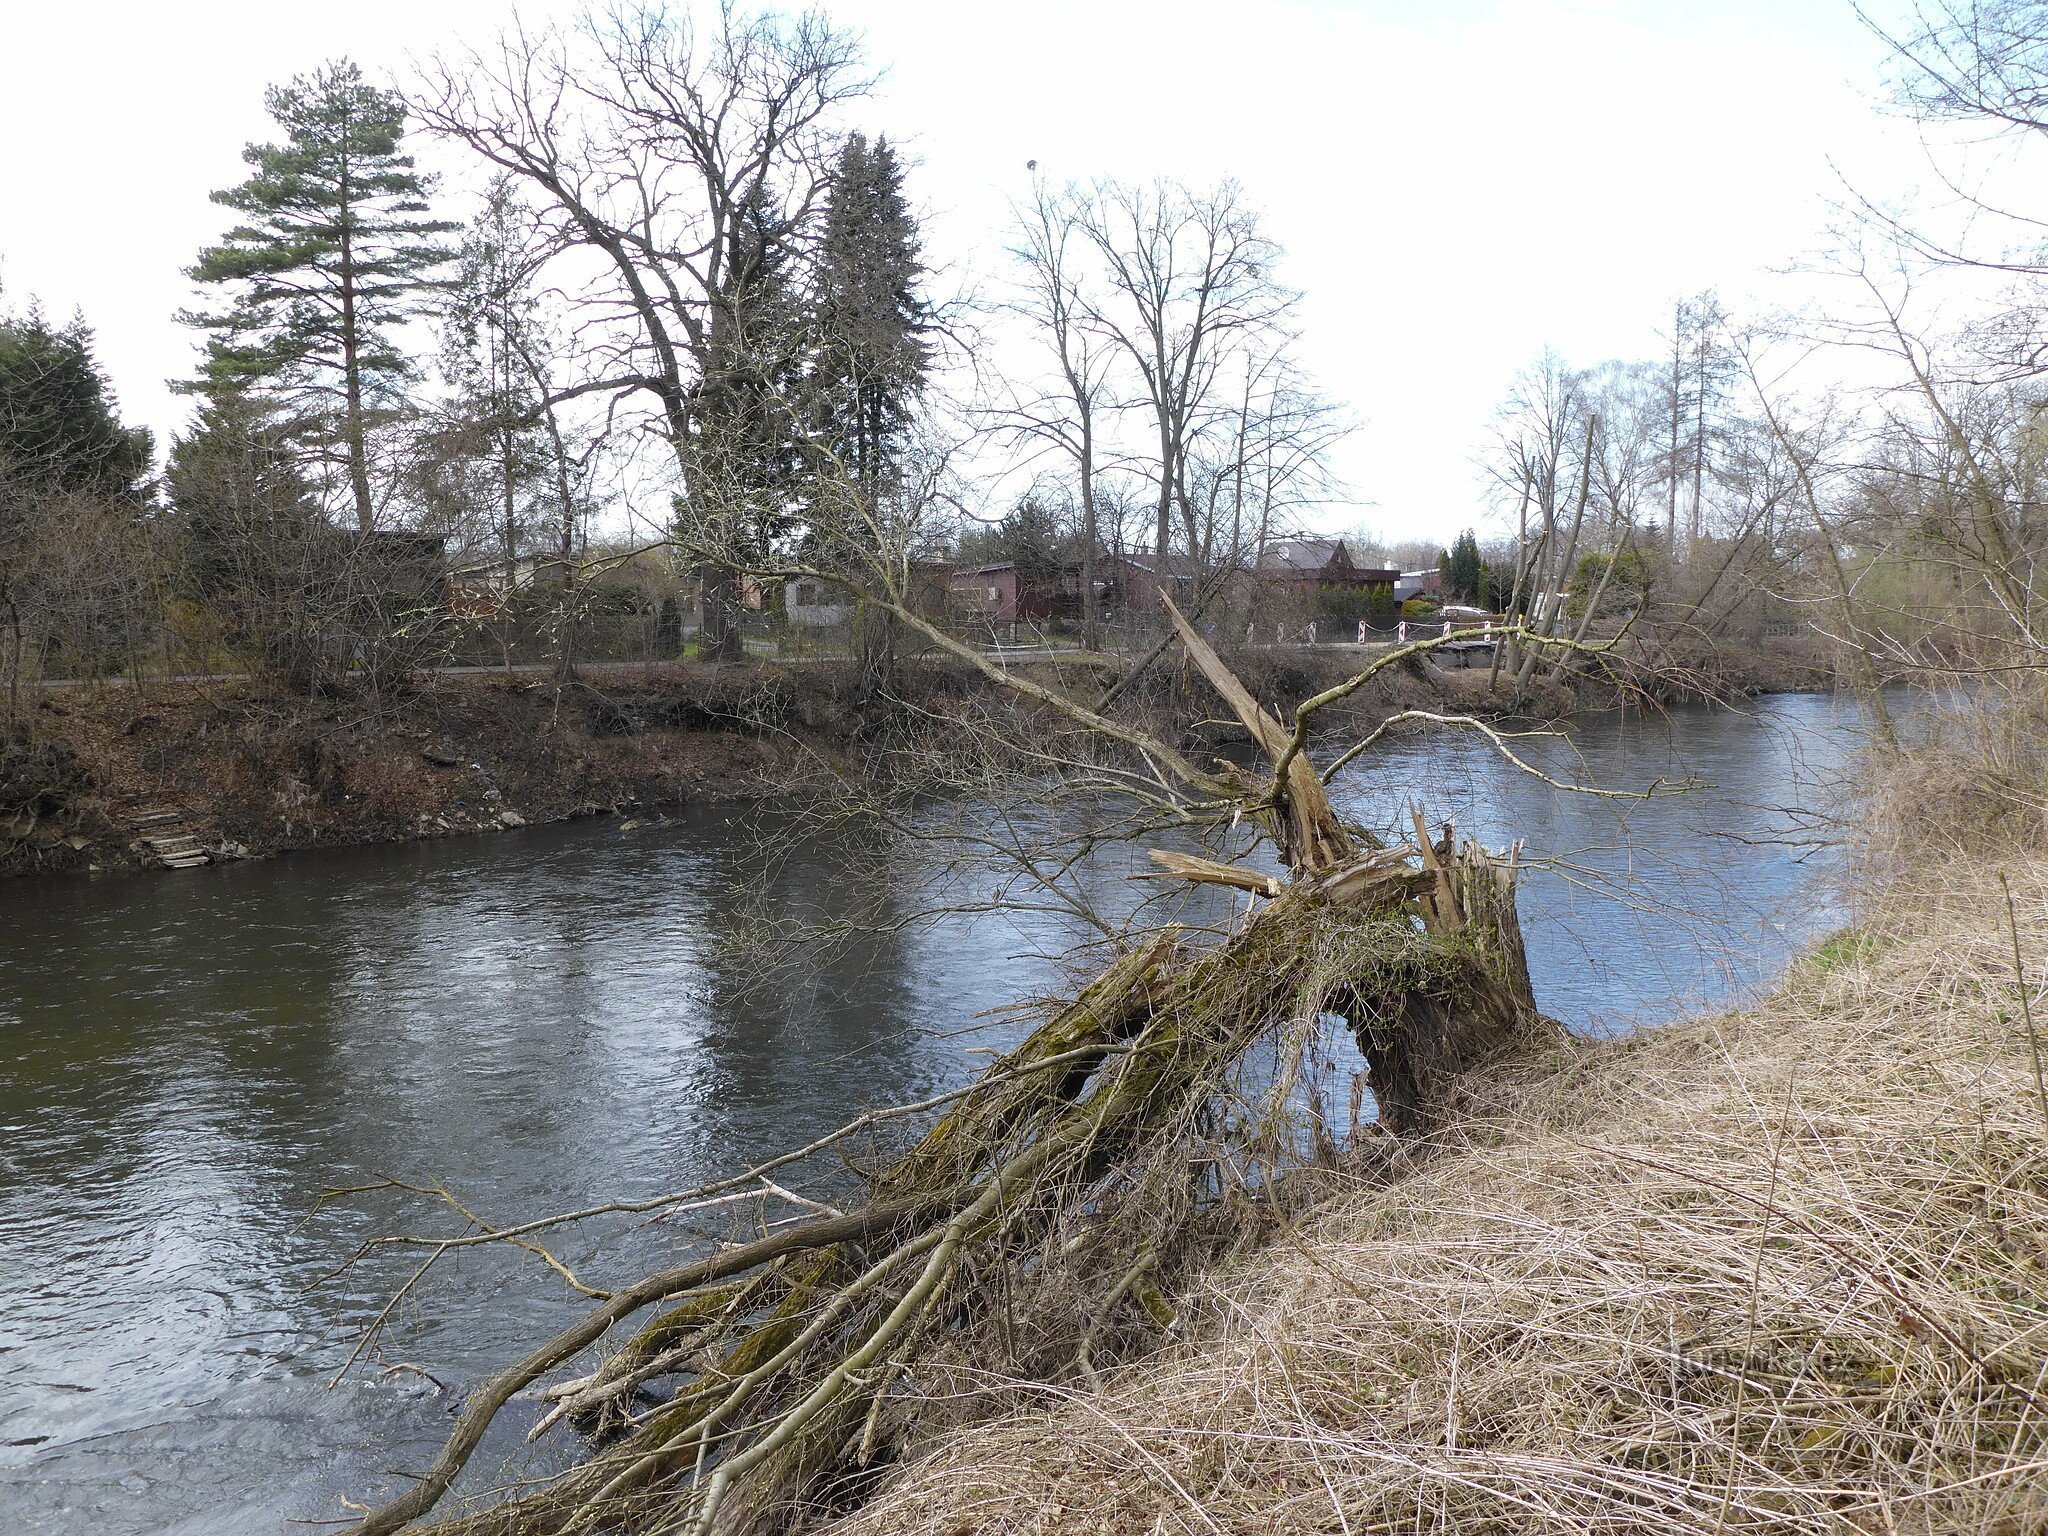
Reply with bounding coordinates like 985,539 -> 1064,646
1808,929 -> 1893,974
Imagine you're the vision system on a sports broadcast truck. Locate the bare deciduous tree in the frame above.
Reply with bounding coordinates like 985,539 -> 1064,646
1075,179 -> 1299,583
413,4 -> 870,661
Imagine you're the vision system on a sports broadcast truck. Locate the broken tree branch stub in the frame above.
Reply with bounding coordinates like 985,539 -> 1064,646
343,617 -> 1558,1536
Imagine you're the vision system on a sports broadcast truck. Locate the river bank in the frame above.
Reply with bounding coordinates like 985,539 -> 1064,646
0,689 -> 1890,1532
818,846 -> 2048,1536
0,633 -> 1838,879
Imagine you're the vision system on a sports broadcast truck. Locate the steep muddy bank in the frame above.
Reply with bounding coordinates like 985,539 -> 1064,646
0,635 -> 1836,878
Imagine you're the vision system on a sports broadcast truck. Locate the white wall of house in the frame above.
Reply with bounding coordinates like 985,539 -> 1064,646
785,578 -> 855,628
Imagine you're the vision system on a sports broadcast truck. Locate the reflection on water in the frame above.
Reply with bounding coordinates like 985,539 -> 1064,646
0,692 -> 1880,1532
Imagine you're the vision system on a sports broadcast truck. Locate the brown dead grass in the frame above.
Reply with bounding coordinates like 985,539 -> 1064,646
1862,679 -> 2048,873
824,857 -> 2048,1536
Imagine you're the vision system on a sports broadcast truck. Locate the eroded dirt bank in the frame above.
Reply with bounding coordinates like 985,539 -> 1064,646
0,635 -> 1836,878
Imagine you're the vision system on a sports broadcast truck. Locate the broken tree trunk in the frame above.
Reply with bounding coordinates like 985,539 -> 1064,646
1343,814 -> 1546,1134
343,612 -> 1560,1536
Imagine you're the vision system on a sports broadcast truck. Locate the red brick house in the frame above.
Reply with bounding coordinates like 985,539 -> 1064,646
948,562 -> 1059,625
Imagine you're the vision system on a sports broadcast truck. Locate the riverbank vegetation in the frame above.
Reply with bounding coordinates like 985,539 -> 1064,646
10,3 -> 2048,1535
0,0 -> 1954,883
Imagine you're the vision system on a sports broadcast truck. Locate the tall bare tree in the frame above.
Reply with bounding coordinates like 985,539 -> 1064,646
414,4 -> 869,661
1075,179 -> 1297,584
998,180 -> 1119,649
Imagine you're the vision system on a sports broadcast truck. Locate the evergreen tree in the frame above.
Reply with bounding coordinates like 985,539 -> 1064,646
998,498 -> 1064,589
809,133 -> 930,504
0,303 -> 152,501
167,390 -> 339,690
1,300 -> 154,698
1441,528 -> 1484,604
181,60 -> 456,532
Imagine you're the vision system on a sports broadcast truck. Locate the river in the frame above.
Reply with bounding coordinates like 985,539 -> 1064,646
0,691 -> 1885,1533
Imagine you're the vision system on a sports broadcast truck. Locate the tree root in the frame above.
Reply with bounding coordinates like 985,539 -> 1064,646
341,618 -> 1563,1536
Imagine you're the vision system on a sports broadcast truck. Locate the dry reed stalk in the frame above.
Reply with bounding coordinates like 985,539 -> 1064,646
824,858 -> 2048,1536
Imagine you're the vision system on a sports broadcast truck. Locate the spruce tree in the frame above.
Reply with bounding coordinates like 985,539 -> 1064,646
182,60 -> 456,532
809,133 -> 930,503
0,303 -> 152,501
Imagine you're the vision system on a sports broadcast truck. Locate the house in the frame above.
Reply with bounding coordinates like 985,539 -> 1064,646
785,576 -> 854,629
1393,568 -> 1444,603
1114,548 -> 1204,615
1255,538 -> 1398,598
948,562 -> 1059,625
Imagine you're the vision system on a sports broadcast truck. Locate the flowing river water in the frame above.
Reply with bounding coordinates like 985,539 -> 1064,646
0,692 -> 1889,1533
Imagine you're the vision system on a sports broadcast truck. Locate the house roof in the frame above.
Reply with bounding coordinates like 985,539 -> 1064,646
1119,548 -> 1203,579
1257,537 -> 1351,574
950,562 -> 1016,577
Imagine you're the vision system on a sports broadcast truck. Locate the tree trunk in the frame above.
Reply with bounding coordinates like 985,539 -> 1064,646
1079,420 -> 1099,652
1345,826 -> 1547,1135
1667,307 -> 1683,557
854,593 -> 895,702
338,176 -> 375,535
699,565 -> 743,663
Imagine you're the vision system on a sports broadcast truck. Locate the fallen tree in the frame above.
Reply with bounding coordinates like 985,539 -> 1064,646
341,604 -> 1577,1536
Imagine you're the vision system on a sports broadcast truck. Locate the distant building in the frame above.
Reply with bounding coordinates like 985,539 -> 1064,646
949,562 -> 1059,625
1114,548 -> 1203,615
785,576 -> 854,629
1393,567 -> 1444,603
1254,538 -> 1398,598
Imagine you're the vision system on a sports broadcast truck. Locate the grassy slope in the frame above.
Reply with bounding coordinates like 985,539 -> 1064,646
828,860 -> 2048,1536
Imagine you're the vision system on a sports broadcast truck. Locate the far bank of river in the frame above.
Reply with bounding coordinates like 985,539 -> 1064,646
1,638 -> 1835,878
0,691 -> 1881,1534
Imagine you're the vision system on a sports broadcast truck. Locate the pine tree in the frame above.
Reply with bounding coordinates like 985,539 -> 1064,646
182,60 -> 456,532
809,133 -> 930,504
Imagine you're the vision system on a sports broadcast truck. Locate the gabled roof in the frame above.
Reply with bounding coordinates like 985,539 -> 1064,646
1256,537 -> 1352,574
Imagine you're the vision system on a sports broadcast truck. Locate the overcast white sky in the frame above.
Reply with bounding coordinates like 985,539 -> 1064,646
0,0 -> 1926,543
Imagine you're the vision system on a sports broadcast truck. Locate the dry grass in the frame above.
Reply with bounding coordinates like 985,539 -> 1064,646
824,858 -> 2048,1536
1863,678 -> 2048,871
